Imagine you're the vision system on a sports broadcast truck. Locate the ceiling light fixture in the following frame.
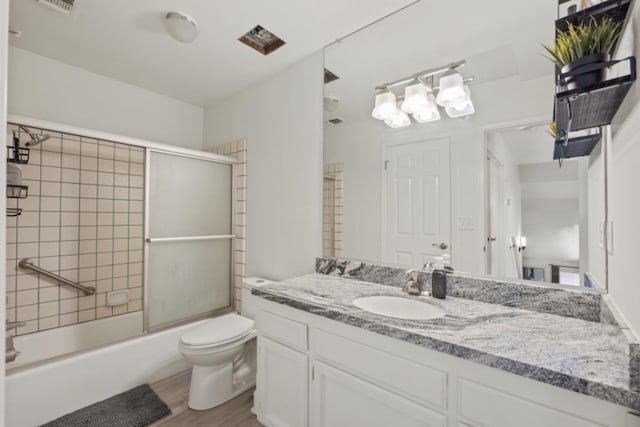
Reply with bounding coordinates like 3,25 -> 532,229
371,60 -> 474,128
324,95 -> 340,113
165,12 -> 199,43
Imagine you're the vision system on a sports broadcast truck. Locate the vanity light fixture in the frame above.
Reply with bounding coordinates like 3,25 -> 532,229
371,60 -> 474,128
384,103 -> 411,128
371,89 -> 398,120
401,79 -> 429,114
436,70 -> 466,107
444,86 -> 475,118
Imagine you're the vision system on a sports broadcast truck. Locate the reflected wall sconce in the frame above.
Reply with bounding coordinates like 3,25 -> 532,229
371,60 -> 474,128
518,236 -> 527,252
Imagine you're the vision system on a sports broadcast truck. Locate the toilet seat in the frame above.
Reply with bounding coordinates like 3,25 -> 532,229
180,313 -> 254,349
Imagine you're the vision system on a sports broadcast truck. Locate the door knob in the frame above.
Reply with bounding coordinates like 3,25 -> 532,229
432,242 -> 448,250
488,237 -> 497,242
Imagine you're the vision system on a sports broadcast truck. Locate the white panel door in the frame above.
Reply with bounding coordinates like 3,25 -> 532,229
383,139 -> 451,268
311,361 -> 447,427
486,153 -> 503,276
257,337 -> 308,427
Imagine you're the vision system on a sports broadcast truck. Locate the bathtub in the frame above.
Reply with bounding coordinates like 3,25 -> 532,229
6,317 -> 204,427
7,312 -> 144,370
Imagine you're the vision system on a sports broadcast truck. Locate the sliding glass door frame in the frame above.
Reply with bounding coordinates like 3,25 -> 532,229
143,148 -> 236,332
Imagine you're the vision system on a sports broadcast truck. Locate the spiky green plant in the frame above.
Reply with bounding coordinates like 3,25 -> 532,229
548,122 -> 566,140
543,17 -> 622,68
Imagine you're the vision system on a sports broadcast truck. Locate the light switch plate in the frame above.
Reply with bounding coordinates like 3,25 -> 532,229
458,217 -> 474,231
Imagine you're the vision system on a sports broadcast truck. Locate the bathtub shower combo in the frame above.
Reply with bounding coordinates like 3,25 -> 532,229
4,117 -> 250,426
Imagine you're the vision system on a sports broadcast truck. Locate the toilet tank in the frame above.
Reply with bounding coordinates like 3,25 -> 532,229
241,277 -> 275,319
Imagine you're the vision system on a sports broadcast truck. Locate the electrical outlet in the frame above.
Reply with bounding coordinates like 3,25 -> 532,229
458,217 -> 474,231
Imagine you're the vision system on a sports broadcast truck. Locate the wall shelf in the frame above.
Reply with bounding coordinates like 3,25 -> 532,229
554,56 -> 636,133
551,0 -> 635,161
7,185 -> 29,199
556,0 -> 631,54
6,145 -> 30,164
6,208 -> 22,217
553,133 -> 602,160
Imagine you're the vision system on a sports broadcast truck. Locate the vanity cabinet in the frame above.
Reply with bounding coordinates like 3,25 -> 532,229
254,299 -> 637,427
255,311 -> 309,427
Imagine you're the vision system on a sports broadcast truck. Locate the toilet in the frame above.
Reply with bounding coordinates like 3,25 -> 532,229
179,277 -> 274,410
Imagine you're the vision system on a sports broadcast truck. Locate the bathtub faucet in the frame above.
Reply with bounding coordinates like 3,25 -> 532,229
6,321 -> 26,363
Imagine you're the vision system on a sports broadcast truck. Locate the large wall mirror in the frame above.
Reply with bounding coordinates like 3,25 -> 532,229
322,0 -> 608,290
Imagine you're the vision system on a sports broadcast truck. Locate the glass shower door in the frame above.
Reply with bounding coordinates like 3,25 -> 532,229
146,150 -> 234,330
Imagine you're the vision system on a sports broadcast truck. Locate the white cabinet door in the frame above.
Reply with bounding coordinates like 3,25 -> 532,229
458,379 -> 604,427
311,361 -> 446,427
257,336 -> 308,427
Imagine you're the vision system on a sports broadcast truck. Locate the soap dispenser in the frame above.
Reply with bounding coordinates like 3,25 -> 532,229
431,256 -> 447,299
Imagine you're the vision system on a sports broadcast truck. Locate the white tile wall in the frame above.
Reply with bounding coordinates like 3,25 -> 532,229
6,123 -> 145,335
323,163 -> 343,257
207,139 -> 247,311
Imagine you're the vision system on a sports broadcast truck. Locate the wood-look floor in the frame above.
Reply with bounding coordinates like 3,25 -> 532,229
150,370 -> 263,427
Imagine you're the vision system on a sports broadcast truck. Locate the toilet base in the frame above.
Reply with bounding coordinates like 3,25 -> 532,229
187,363 -> 256,410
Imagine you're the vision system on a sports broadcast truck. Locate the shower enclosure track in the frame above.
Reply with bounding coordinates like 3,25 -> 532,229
19,258 -> 96,296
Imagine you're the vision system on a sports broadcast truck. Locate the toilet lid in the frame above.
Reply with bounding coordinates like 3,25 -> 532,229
181,314 -> 254,347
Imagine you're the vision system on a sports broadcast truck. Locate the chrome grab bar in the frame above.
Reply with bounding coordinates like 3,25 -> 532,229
6,320 -> 26,330
18,258 -> 96,296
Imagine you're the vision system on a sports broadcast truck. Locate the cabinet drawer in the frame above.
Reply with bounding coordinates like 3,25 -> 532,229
458,379 -> 604,427
313,328 -> 447,409
256,310 -> 308,351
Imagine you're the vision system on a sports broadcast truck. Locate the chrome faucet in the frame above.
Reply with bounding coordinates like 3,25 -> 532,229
6,320 -> 26,363
402,269 -> 423,295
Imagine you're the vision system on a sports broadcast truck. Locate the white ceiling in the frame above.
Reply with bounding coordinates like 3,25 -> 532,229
323,0 -> 558,125
8,0 -> 417,107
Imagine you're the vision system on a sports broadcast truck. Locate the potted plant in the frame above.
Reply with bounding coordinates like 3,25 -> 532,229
547,122 -> 566,141
543,17 -> 622,90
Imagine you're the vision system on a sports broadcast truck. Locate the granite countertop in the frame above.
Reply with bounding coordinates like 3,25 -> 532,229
253,273 -> 640,411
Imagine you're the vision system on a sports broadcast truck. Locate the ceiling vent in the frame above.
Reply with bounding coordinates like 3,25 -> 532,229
38,0 -> 75,15
327,118 -> 344,125
238,25 -> 286,55
324,68 -> 339,84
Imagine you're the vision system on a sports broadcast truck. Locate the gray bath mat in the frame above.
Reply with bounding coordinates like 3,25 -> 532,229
40,384 -> 171,427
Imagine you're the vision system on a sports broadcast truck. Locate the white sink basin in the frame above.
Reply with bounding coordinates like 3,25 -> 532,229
352,296 -> 446,320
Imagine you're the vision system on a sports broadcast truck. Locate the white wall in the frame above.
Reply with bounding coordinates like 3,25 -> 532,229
520,161 -> 580,278
586,144 -> 606,288
203,52 -> 323,281
8,47 -> 203,149
0,0 -> 8,424
608,0 -> 640,337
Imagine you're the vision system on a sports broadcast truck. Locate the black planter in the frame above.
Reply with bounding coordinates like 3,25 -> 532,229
561,53 -> 610,90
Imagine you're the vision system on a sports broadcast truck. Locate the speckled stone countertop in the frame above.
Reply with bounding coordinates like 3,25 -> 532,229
253,273 -> 640,411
